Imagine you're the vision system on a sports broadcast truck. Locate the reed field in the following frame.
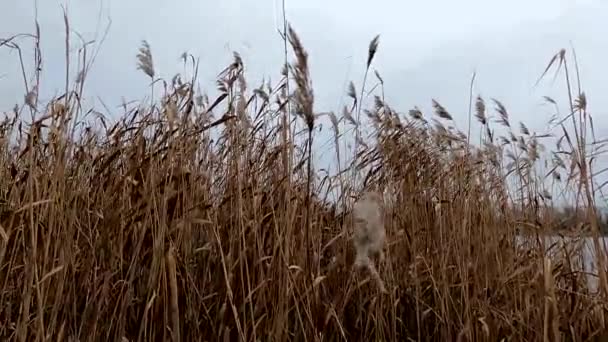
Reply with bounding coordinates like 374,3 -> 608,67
2,16 -> 608,341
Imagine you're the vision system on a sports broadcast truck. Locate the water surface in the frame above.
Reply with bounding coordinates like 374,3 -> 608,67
515,234 -> 608,293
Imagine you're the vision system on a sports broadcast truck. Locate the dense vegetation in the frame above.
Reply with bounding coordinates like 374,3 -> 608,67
1,17 -> 608,341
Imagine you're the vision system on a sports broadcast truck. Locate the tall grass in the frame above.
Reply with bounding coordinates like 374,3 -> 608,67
1,17 -> 608,341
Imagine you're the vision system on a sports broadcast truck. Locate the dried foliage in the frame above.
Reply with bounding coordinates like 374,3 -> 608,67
1,19 -> 608,342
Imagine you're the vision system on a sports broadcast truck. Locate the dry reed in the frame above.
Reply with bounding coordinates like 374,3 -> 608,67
1,15 -> 608,342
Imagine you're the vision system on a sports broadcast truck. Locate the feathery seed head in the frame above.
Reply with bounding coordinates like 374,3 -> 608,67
136,40 -> 155,79
352,190 -> 385,268
367,35 -> 380,69
24,88 -> 37,110
287,25 -> 315,131
432,100 -> 453,121
493,99 -> 510,127
475,96 -> 486,125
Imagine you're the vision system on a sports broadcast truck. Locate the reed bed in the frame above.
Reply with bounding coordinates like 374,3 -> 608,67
1,19 -> 608,341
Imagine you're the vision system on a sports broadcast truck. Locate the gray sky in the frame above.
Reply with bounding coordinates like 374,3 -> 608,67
2,0 -> 608,203
2,0 -> 606,120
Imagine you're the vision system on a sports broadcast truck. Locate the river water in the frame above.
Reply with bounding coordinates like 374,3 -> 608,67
515,235 -> 608,293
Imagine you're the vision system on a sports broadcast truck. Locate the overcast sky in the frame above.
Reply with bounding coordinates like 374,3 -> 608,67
2,0 -> 608,202
2,0 -> 606,121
